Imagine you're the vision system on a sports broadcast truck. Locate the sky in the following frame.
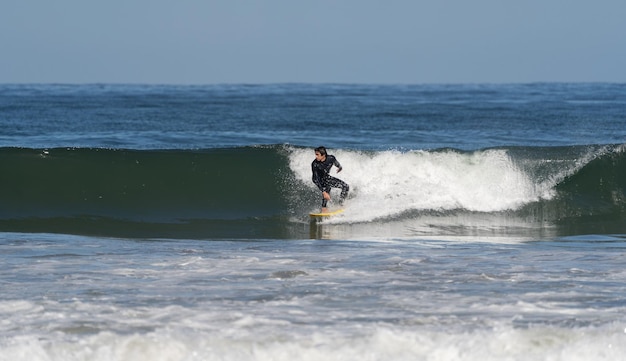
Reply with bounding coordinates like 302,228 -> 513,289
1,0 -> 625,84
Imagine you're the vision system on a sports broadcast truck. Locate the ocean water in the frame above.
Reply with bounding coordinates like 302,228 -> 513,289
1,83 -> 625,360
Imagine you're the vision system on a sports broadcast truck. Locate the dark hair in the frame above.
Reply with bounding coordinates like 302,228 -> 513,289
314,146 -> 327,156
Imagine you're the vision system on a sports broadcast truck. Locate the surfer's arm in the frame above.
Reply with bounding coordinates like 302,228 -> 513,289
332,156 -> 343,173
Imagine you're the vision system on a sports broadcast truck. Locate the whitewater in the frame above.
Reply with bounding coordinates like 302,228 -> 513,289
2,233 -> 625,361
291,148 -> 551,218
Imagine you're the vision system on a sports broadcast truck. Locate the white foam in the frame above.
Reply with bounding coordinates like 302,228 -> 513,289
2,233 -> 625,361
289,148 -> 552,222
1,323 -> 624,361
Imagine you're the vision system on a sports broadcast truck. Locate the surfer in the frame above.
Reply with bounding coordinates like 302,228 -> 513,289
312,146 -> 349,213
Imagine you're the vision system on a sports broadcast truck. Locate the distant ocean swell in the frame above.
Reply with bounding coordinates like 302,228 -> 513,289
1,144 -> 624,238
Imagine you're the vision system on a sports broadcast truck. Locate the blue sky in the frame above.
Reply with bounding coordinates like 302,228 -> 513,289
1,0 -> 624,84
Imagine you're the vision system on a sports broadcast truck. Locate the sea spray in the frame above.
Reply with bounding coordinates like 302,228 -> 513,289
289,147 -> 548,222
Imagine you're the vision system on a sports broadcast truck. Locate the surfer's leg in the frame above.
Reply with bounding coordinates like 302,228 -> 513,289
327,177 -> 349,204
321,185 -> 331,212
339,182 -> 349,203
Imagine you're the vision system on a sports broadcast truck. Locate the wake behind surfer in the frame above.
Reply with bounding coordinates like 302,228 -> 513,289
312,146 -> 349,213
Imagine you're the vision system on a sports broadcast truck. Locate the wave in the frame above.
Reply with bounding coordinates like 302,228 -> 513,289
1,144 -> 625,239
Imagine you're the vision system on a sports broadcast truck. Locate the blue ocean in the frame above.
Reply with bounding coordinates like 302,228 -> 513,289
1,83 -> 625,360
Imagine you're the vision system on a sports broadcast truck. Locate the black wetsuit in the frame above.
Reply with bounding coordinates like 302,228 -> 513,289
311,155 -> 349,207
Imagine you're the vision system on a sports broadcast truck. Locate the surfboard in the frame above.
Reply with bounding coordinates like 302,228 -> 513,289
309,209 -> 345,217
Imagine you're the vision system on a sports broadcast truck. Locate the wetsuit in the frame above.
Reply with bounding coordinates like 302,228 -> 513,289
311,155 -> 349,207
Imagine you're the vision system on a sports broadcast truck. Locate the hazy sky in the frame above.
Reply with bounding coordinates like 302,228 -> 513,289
1,0 -> 624,84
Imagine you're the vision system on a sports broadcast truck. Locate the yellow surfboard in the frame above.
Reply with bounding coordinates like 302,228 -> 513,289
309,209 -> 345,217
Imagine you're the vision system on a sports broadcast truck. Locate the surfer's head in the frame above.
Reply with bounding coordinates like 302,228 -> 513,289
314,146 -> 327,161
